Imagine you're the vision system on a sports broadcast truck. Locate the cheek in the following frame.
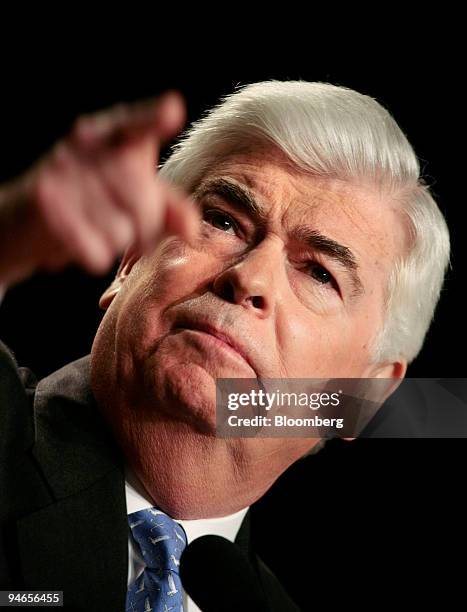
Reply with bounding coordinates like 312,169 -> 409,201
276,308 -> 375,377
287,268 -> 343,315
118,243 -> 212,354
143,240 -> 203,303
138,235 -> 234,310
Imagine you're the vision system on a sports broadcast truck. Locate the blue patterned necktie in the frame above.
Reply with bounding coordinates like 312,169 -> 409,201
126,507 -> 188,612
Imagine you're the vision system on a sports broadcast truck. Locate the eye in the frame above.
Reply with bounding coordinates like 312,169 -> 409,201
203,208 -> 239,235
306,262 -> 338,290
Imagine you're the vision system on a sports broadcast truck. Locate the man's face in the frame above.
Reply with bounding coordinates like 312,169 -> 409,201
91,149 -> 406,518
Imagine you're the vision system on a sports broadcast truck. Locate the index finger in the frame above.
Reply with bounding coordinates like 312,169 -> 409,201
70,91 -> 186,150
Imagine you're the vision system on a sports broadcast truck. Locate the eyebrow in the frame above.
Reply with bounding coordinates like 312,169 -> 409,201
194,177 -> 365,297
291,227 -> 364,297
194,178 -> 268,224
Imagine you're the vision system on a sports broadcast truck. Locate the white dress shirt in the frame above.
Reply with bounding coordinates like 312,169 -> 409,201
125,468 -> 249,612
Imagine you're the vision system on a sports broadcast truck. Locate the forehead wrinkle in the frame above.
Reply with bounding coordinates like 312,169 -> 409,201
334,190 -> 402,265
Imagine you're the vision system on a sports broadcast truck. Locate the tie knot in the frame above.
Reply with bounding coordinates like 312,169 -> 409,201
128,507 -> 187,573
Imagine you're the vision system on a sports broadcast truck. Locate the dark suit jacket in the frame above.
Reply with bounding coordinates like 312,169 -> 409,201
0,340 -> 301,611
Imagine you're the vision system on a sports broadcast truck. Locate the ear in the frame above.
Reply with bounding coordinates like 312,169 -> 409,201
367,360 -> 407,380
343,359 -> 408,442
98,245 -> 141,310
364,358 -> 408,407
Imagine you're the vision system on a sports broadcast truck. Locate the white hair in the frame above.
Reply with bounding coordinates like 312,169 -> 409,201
160,81 -> 450,365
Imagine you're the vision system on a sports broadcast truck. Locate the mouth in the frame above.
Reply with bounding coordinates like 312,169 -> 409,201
173,321 -> 255,372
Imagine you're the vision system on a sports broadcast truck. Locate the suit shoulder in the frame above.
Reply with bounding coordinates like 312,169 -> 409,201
0,340 -> 36,462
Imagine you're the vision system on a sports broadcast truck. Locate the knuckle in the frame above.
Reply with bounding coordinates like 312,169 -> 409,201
110,103 -> 129,121
70,114 -> 93,142
50,142 -> 74,171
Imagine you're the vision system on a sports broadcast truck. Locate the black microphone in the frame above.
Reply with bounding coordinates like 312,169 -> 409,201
179,535 -> 269,611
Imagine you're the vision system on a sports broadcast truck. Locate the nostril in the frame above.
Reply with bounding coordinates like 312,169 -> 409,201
222,281 -> 235,304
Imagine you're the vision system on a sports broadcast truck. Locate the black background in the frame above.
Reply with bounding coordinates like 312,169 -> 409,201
0,35 -> 465,609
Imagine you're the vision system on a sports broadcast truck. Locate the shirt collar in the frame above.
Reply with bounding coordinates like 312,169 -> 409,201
125,467 -> 249,545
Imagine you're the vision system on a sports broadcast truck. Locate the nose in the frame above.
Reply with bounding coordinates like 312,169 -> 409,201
212,239 -> 282,318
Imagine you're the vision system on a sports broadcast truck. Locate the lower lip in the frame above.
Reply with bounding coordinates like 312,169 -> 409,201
174,327 -> 252,370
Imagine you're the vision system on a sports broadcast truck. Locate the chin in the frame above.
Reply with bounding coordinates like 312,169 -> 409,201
142,358 -> 219,434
